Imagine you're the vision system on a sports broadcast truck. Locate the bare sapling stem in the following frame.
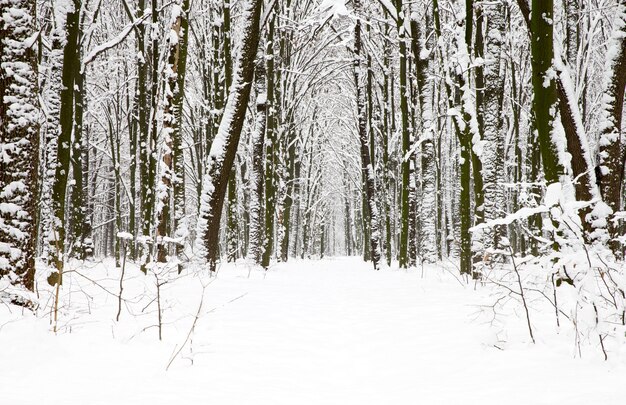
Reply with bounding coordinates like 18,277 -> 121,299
509,246 -> 535,343
116,239 -> 127,322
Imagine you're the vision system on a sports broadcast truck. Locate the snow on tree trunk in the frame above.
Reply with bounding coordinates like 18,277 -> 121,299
598,0 -> 626,252
530,0 -> 564,185
139,0 -> 160,273
472,4 -> 486,240
0,0 -> 40,296
381,29 -> 393,266
262,18 -> 278,270
517,0 -> 598,237
157,0 -> 190,271
50,0 -> 81,284
395,0 -> 411,268
70,15 -> 90,259
40,30 -> 63,266
414,11 -> 437,264
247,52 -> 267,265
354,0 -> 381,270
290,130 -> 304,259
135,0 -> 149,263
278,126 -> 296,263
446,0 -> 481,275
479,1 -> 507,251
195,0 -> 263,272
461,0 -> 477,275
172,0 -> 190,265
226,170 -> 238,262
224,0 -> 239,263
564,0 -> 579,67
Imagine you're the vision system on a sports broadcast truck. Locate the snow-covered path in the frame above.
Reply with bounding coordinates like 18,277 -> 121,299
2,257 -> 625,404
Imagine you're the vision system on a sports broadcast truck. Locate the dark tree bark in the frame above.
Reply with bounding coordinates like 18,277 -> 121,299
516,0 -> 598,236
354,0 -> 381,269
479,1 -> 507,250
262,18 -> 278,269
50,0 -> 81,284
196,0 -> 264,272
394,0 -> 410,268
224,0 -> 239,263
530,0 -> 563,184
69,6 -> 93,260
157,0 -> 191,270
247,53 -> 267,264
279,127 -> 297,262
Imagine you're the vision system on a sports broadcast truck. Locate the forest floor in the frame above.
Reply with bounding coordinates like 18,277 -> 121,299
1,256 -> 625,404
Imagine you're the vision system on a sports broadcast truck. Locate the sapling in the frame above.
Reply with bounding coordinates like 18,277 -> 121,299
116,232 -> 133,321
506,240 -> 535,344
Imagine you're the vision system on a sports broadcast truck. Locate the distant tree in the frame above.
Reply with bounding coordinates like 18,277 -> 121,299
247,50 -> 268,265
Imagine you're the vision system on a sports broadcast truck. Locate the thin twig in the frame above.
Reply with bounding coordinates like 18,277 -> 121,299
510,246 -> 535,343
166,284 -> 206,371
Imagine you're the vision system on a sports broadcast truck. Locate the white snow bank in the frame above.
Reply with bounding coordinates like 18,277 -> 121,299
0,257 -> 624,404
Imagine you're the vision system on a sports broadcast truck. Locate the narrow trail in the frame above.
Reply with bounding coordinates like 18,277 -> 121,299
1,258 -> 624,404
172,258 -> 625,405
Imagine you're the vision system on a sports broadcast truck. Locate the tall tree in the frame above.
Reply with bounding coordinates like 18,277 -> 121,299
157,0 -> 191,270
598,1 -> 626,252
196,0 -> 264,272
354,0 -> 381,269
394,0 -> 410,268
530,0 -> 563,187
132,0 -> 149,260
516,0 -> 598,236
479,1 -> 507,250
0,0 -> 40,296
224,0 -> 239,263
262,17 -> 278,269
247,51 -> 268,264
412,3 -> 436,264
49,0 -> 81,283
69,3 -> 93,259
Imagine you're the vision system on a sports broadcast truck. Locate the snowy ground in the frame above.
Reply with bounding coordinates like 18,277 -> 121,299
1,256 -> 625,404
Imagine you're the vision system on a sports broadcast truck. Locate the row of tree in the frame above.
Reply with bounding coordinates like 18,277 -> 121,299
1,0 -> 626,301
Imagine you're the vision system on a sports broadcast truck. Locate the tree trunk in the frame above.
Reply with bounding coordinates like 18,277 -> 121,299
0,0 -> 40,295
412,10 -> 437,264
530,0 -> 563,185
279,128 -> 296,262
517,0 -> 598,237
196,0 -> 263,272
395,0 -> 410,268
70,13 -> 91,259
479,1 -> 507,251
598,1 -> 626,252
247,53 -> 267,264
157,0 -> 190,270
50,1 -> 81,283
262,18 -> 277,269
41,30 -> 63,266
224,0 -> 239,263
354,0 -> 381,269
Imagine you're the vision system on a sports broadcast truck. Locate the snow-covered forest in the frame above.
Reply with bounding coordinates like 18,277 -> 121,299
2,0 -> 626,403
